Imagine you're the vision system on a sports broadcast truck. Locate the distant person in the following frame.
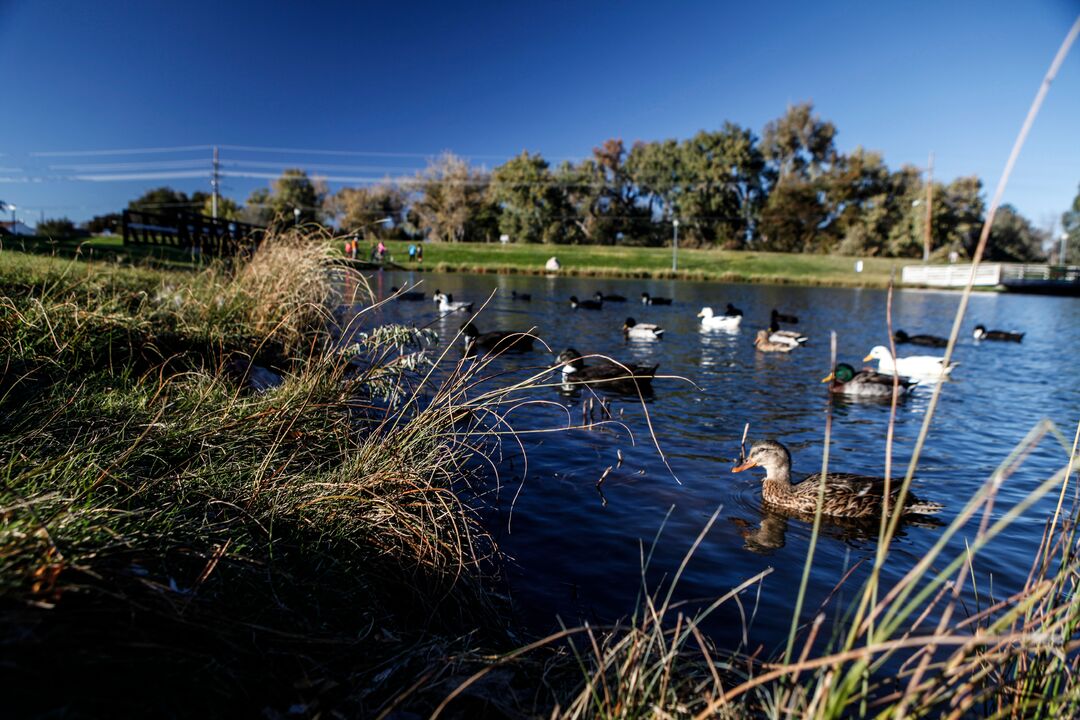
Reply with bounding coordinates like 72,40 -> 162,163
377,240 -> 387,261
344,239 -> 352,258
408,243 -> 417,261
416,244 -> 424,264
351,235 -> 359,259
369,244 -> 378,262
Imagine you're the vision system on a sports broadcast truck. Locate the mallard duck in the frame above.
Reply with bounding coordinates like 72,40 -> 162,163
570,295 -> 603,310
557,348 -> 658,394
433,291 -> 473,313
732,440 -> 942,518
390,286 -> 425,301
511,290 -> 532,301
768,321 -> 808,347
698,306 -> 742,330
596,291 -> 626,302
725,303 -> 744,317
641,292 -> 672,306
822,362 -> 917,397
771,308 -> 799,324
754,329 -> 795,353
864,346 -> 955,379
894,330 -> 948,348
623,317 -> 664,340
461,322 -> 535,357
973,324 -> 1024,342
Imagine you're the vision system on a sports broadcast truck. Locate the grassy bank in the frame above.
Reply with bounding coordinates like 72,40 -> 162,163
0,244 -> 545,717
371,239 -> 901,287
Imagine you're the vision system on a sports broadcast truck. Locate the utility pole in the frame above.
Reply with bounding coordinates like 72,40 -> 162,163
923,152 -> 934,263
211,146 -> 220,220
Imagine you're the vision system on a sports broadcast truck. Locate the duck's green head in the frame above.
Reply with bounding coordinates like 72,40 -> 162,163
821,363 -> 856,384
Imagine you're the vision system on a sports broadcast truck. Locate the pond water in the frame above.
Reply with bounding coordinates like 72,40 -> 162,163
348,270 -> 1079,651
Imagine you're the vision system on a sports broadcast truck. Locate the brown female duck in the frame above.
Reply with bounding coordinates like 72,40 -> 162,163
732,440 -> 942,519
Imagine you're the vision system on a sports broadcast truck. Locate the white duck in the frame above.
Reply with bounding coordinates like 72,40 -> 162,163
697,306 -> 742,330
433,290 -> 474,314
863,346 -> 956,380
623,317 -> 664,340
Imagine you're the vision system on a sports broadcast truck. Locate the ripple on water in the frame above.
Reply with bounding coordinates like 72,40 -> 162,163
354,272 -> 1080,646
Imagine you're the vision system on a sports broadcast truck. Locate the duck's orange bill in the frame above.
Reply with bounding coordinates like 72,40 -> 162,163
732,459 -> 758,473
821,372 -> 835,383
862,353 -> 875,362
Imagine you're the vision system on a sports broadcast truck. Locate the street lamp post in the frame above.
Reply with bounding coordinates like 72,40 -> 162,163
672,219 -> 679,272
1061,233 -> 1069,265
9,204 -> 15,230
293,208 -> 301,227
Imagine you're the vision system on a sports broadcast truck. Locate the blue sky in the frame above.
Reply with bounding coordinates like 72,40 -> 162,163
1,1 -> 1078,229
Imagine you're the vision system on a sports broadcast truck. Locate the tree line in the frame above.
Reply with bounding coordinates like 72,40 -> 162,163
67,102 -> 1077,261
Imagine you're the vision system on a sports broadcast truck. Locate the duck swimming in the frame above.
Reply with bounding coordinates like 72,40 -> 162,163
570,295 -> 603,310
973,324 -> 1024,342
771,308 -> 799,325
732,440 -> 942,518
511,290 -> 532,301
623,317 -> 664,340
767,321 -> 808,347
894,329 -> 948,348
433,291 -> 474,313
698,306 -> 742,330
864,346 -> 956,380
754,329 -> 796,353
641,292 -> 672,306
390,286 -> 425,301
822,362 -> 917,398
557,348 -> 658,394
461,322 -> 535,357
725,303 -> 744,317
596,291 -> 627,302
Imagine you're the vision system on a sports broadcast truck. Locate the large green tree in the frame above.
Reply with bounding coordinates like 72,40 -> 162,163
677,124 -> 765,248
244,169 -> 327,228
489,151 -> 573,243
986,204 -> 1046,262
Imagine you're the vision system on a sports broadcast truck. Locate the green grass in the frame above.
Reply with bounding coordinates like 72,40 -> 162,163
362,239 -> 906,287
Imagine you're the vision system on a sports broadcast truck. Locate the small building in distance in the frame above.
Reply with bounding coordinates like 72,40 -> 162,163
0,220 -> 35,236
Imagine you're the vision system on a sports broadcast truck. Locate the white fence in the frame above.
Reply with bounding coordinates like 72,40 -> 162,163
901,264 -> 1002,287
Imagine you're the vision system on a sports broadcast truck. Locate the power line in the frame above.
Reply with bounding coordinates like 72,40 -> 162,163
30,144 -> 213,158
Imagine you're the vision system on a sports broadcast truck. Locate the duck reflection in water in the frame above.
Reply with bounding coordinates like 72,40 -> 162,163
731,506 -> 940,555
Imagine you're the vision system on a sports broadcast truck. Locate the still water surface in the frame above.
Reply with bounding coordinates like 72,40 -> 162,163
351,270 -> 1079,650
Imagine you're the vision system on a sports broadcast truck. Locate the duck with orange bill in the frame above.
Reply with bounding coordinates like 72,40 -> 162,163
732,440 -> 942,518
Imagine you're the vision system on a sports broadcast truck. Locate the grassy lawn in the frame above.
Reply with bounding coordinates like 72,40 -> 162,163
369,239 -> 905,287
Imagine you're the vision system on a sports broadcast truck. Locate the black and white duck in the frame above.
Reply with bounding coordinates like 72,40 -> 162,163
894,329 -> 948,348
433,291 -> 473,313
570,295 -> 603,310
732,440 -> 942,519
390,286 -> 425,301
623,317 -> 664,341
771,308 -> 799,324
641,292 -> 672,306
461,322 -> 535,357
557,348 -> 658,394
973,324 -> 1024,342
822,362 -> 917,398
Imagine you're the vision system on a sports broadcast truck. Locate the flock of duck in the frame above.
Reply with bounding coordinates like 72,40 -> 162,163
391,285 -> 1025,521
